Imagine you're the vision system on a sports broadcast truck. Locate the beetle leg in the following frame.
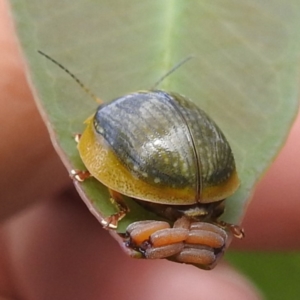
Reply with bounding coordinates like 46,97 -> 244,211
216,220 -> 245,239
70,169 -> 91,182
229,224 -> 245,239
101,189 -> 130,229
74,133 -> 82,144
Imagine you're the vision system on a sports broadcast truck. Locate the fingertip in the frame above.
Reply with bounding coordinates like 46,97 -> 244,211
139,261 -> 262,300
3,190 -> 262,300
233,111 -> 300,250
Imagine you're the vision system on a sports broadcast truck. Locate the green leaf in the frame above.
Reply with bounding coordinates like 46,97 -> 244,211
9,0 -> 300,234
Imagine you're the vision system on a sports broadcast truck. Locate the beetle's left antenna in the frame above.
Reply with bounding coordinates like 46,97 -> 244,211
38,50 -> 102,104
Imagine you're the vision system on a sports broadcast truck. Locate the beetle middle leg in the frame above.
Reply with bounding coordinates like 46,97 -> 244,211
71,169 -> 128,229
100,189 -> 130,229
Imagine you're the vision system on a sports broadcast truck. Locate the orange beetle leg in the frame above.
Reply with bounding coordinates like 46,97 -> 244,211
228,224 -> 245,239
73,133 -> 82,144
70,169 -> 91,182
217,220 -> 245,239
101,189 -> 130,230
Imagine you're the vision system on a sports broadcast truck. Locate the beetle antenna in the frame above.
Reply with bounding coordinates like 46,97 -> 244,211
38,50 -> 102,104
152,55 -> 193,89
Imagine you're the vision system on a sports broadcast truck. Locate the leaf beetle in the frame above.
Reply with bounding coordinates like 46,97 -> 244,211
39,51 -> 244,270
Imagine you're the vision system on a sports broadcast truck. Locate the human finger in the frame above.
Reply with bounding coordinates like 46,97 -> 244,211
233,111 -> 300,250
1,188 -> 261,300
0,0 -> 70,221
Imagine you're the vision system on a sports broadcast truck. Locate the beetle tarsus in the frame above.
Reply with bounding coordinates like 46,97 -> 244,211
101,212 -> 126,229
217,221 -> 245,239
100,190 -> 130,230
229,224 -> 245,239
101,210 -> 128,229
70,169 -> 91,182
73,133 -> 82,144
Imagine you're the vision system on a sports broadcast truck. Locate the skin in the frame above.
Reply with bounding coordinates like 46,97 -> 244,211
1,0 -> 300,299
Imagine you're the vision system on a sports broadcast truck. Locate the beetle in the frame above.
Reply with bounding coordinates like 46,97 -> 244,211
39,51 -> 244,270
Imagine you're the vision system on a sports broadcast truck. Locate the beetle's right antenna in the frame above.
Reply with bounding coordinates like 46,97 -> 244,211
152,56 -> 193,89
38,50 -> 102,104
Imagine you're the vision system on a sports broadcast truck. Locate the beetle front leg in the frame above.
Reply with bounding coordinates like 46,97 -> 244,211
70,133 -> 91,180
74,133 -> 82,144
71,169 -> 128,229
70,169 -> 91,182
70,132 -> 90,181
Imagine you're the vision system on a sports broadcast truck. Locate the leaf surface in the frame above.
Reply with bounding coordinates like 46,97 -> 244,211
9,0 -> 300,232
